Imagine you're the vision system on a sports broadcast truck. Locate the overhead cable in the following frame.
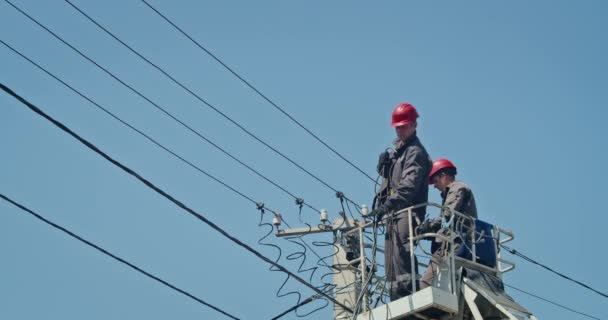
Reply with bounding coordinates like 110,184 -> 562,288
504,283 -> 602,320
1,40 -> 342,315
0,82 -> 354,314
139,0 -> 378,186
0,38 -> 281,217
502,245 -> 608,299
270,284 -> 356,320
2,4 -> 361,298
59,0 -> 362,208
0,193 -> 240,320
2,0 -> 323,213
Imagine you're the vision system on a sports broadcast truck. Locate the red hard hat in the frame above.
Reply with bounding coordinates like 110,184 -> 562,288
429,158 -> 457,184
390,103 -> 419,127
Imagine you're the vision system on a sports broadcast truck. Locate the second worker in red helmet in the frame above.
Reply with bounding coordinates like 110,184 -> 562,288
370,102 -> 432,300
418,158 -> 478,289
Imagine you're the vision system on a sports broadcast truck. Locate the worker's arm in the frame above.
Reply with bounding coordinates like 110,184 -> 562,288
443,186 -> 467,217
418,216 -> 442,234
418,188 -> 467,234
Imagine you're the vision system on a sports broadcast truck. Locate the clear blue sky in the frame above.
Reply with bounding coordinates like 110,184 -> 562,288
1,1 -> 607,319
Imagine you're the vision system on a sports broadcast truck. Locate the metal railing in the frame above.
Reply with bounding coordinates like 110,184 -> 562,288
350,202 -> 516,298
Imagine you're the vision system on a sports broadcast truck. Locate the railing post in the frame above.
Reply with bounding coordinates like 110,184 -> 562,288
471,218 -> 477,264
407,208 -> 417,294
358,226 -> 368,312
449,214 -> 457,295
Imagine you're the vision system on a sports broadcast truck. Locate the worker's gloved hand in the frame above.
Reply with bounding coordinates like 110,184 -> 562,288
376,151 -> 392,177
416,219 -> 432,235
369,205 -> 388,222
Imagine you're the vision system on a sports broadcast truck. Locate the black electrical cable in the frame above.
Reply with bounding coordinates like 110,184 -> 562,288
0,39 -> 279,214
60,0 -> 363,209
256,208 -> 305,316
350,219 -> 381,319
312,240 -> 342,287
0,38 -> 339,242
0,193 -> 240,320
502,245 -> 608,299
1,0 -> 323,214
255,195 -> 337,318
271,284 -> 357,320
271,295 -> 319,320
279,209 -> 337,318
0,82 -> 354,314
138,0 -> 378,186
263,207 -> 320,317
504,283 -> 602,320
284,239 -> 333,318
274,237 -> 342,318
4,4 -> 353,312
285,215 -> 319,283
1,39 -> 342,313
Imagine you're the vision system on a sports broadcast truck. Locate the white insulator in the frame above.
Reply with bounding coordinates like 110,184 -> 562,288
360,204 -> 369,216
272,214 -> 282,227
320,209 -> 329,222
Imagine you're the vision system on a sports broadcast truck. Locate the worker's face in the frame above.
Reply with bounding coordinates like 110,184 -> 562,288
395,121 -> 417,141
432,174 -> 450,192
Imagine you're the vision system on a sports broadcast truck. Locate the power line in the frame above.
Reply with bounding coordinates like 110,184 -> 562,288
271,283 -> 356,320
0,193 -> 240,320
0,0 -> 352,298
0,82 -> 354,314
271,295 -> 320,320
2,0 -> 323,213
0,38 -> 339,296
59,0 -> 363,208
0,38 -> 277,216
504,283 -> 602,320
502,245 -> 608,299
139,0 -> 378,186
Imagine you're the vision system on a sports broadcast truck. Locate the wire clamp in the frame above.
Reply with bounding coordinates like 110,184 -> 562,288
256,202 -> 265,211
295,198 -> 304,208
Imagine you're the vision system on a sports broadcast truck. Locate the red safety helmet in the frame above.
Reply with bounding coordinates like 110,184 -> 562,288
390,103 -> 419,127
429,158 -> 457,184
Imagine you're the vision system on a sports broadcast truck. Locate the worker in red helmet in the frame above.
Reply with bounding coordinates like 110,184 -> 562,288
419,158 -> 478,289
370,102 -> 432,300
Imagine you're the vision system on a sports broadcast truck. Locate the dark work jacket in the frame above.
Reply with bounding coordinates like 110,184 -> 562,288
441,181 -> 477,219
430,180 -> 478,253
381,133 -> 432,221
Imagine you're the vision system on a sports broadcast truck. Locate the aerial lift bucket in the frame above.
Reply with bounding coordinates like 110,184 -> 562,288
355,209 -> 537,320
